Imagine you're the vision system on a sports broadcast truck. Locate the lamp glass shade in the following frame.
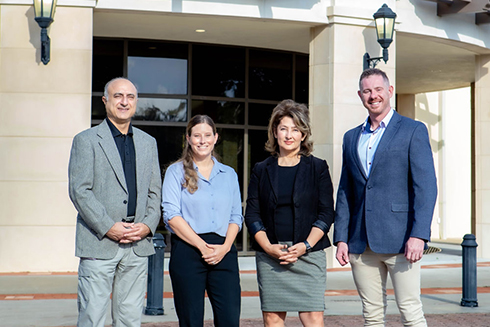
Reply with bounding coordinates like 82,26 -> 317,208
33,0 -> 57,19
375,17 -> 395,41
373,4 -> 396,49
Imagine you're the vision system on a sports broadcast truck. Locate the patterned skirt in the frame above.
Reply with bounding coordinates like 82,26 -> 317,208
256,244 -> 326,312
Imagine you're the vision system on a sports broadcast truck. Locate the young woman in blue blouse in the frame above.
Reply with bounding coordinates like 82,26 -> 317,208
161,115 -> 243,327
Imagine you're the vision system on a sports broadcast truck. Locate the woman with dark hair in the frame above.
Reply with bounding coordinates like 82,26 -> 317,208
161,115 -> 242,327
245,99 -> 334,327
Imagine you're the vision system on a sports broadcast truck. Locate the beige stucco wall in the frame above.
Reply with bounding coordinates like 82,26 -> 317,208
475,55 -> 490,258
0,4 -> 93,272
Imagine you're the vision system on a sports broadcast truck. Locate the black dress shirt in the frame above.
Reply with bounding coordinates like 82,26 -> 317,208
106,118 -> 137,217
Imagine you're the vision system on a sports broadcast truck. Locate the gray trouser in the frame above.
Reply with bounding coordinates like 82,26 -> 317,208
77,244 -> 148,327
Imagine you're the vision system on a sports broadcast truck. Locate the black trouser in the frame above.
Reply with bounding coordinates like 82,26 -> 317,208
169,233 -> 241,327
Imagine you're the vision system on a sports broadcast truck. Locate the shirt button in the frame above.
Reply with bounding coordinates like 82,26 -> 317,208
123,200 -> 128,204
369,162 -> 371,165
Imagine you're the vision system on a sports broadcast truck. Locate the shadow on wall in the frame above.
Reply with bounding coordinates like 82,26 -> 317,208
25,6 -> 44,66
414,93 -> 443,153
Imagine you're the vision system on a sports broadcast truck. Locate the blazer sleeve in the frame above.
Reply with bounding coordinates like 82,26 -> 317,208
408,123 -> 438,241
68,133 -> 115,239
333,137 -> 352,245
140,137 -> 162,236
312,159 -> 334,234
244,163 -> 266,236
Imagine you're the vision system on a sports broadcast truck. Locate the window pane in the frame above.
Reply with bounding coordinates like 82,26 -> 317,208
248,129 -> 269,175
134,98 -> 187,122
248,103 -> 275,126
192,45 -> 245,98
135,124 -> 186,250
295,54 -> 309,104
247,129 -> 269,252
215,128 -> 244,200
191,100 -> 244,125
135,125 -> 186,173
249,50 -> 293,101
128,41 -> 188,95
91,96 -> 106,120
92,39 -> 124,93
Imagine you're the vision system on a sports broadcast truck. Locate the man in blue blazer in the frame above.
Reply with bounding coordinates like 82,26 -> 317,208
69,78 -> 161,327
334,68 -> 437,327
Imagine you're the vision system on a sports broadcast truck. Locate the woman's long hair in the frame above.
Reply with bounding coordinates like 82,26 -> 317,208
180,115 -> 217,194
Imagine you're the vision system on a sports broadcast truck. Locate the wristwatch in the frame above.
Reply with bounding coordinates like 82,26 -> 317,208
304,240 -> 312,253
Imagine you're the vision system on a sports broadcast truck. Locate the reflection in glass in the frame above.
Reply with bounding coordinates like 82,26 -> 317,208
192,45 -> 245,98
249,50 -> 293,101
134,98 -> 187,122
248,103 -> 275,126
192,100 -> 244,125
128,56 -> 187,95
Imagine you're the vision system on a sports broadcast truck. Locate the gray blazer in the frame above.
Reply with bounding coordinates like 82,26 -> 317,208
69,119 -> 162,259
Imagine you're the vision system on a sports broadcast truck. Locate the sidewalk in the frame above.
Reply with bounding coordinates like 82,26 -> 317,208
1,242 -> 489,326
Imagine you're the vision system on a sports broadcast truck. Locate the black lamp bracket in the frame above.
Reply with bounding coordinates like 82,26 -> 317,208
363,48 -> 389,71
40,28 -> 50,65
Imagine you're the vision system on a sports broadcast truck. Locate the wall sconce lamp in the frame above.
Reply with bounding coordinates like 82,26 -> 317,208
363,4 -> 397,71
33,0 -> 57,65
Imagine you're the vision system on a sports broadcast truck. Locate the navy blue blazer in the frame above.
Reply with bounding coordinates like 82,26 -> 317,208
245,155 -> 334,252
333,111 -> 437,254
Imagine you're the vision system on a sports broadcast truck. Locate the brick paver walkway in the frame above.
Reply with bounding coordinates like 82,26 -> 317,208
143,313 -> 490,327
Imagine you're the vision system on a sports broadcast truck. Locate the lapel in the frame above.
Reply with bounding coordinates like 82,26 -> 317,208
133,128 -> 146,196
369,111 -> 402,177
351,125 -> 368,180
265,157 -> 279,202
292,156 -> 309,203
97,120 -> 128,193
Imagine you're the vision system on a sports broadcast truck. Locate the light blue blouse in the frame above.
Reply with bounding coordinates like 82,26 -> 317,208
161,157 -> 243,237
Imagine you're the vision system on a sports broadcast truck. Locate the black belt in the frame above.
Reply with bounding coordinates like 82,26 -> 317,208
122,216 -> 135,223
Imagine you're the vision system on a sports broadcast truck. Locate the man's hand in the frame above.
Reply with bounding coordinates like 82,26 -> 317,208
336,242 -> 350,266
106,222 -> 134,242
121,223 -> 151,243
405,237 -> 425,263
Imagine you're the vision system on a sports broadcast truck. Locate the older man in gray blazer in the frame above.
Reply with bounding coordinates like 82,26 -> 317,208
69,77 -> 161,327
334,69 -> 437,327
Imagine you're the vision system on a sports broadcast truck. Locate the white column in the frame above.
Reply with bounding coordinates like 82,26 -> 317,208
474,55 -> 490,258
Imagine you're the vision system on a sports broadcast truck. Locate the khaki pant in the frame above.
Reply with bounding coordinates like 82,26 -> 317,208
77,244 -> 148,327
350,247 -> 427,327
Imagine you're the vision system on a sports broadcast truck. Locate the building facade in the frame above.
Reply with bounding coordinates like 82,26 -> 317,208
1,0 -> 489,272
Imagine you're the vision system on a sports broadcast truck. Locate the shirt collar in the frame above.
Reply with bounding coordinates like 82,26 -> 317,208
193,157 -> 226,173
106,118 -> 133,137
361,108 -> 395,133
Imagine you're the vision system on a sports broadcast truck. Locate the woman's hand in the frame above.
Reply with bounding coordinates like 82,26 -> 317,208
278,242 -> 307,264
202,243 -> 231,265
